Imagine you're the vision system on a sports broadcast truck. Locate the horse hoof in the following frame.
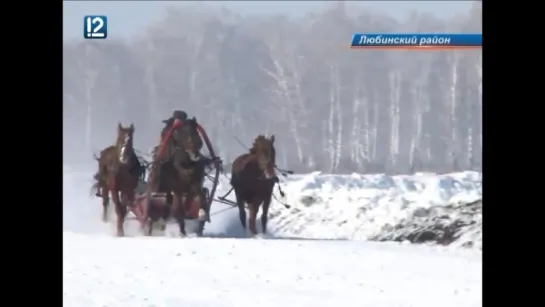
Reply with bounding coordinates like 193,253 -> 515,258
116,230 -> 125,237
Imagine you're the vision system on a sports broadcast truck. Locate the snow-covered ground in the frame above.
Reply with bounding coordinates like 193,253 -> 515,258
63,165 -> 482,307
64,166 -> 482,246
64,232 -> 481,307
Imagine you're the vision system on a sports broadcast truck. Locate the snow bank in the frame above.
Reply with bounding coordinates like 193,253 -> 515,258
254,171 -> 481,248
63,165 -> 482,249
371,199 -> 482,249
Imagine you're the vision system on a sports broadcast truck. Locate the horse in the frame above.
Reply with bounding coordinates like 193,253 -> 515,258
144,117 -> 209,237
133,192 -> 170,235
91,123 -> 143,237
230,135 -> 277,236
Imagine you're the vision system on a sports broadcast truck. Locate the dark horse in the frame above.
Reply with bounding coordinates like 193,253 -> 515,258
231,135 -> 277,236
91,123 -> 143,237
145,117 -> 209,237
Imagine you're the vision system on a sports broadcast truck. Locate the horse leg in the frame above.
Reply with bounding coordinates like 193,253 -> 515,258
197,189 -> 208,236
192,187 -> 207,222
140,196 -> 150,236
197,221 -> 205,237
148,219 -> 154,236
101,187 -> 110,222
111,190 -> 126,237
173,193 -> 186,237
261,196 -> 272,235
161,203 -> 169,231
126,190 -> 136,218
248,202 -> 258,236
123,191 -> 136,235
117,206 -> 127,238
235,191 -> 247,230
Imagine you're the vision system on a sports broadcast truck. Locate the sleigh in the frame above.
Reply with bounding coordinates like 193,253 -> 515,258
127,121 -> 221,236
128,181 -> 212,221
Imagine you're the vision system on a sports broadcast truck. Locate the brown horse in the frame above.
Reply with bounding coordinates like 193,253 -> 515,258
231,135 -> 277,235
91,123 -> 143,237
144,117 -> 209,237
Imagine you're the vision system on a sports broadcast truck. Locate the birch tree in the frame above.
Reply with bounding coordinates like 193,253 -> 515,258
448,53 -> 461,165
258,17 -> 308,165
388,71 -> 401,169
63,4 -> 483,173
349,72 -> 370,168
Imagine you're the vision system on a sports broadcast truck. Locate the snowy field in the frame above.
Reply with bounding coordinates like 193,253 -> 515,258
63,165 -> 482,307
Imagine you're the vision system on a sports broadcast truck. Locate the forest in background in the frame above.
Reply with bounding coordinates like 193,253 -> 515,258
63,1 -> 482,174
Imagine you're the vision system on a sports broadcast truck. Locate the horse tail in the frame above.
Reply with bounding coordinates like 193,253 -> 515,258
90,172 -> 104,197
90,179 -> 100,197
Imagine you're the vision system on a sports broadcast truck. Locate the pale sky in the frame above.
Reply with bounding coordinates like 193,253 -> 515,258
63,1 -> 474,40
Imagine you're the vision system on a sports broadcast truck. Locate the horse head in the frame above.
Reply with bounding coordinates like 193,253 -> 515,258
116,122 -> 135,164
251,135 -> 276,179
171,117 -> 202,163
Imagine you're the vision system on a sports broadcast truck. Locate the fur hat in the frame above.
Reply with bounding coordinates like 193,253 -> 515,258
162,110 -> 188,123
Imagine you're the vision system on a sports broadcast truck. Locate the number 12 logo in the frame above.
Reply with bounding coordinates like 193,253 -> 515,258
84,16 -> 107,39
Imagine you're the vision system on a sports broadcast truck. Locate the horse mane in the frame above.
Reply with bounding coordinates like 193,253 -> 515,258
250,135 -> 269,154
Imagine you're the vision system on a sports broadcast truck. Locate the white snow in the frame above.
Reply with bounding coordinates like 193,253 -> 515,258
64,232 -> 481,307
63,165 -> 482,307
258,171 -> 481,241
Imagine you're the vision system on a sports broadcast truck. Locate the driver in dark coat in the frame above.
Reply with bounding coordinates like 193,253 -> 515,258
161,110 -> 188,137
152,110 -> 188,158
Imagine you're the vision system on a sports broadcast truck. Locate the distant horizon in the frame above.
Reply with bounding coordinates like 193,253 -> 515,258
63,1 -> 475,40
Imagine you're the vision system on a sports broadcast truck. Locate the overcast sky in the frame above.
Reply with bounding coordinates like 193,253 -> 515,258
64,1 -> 474,40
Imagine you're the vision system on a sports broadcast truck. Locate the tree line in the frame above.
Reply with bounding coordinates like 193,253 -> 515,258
63,2 -> 482,174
